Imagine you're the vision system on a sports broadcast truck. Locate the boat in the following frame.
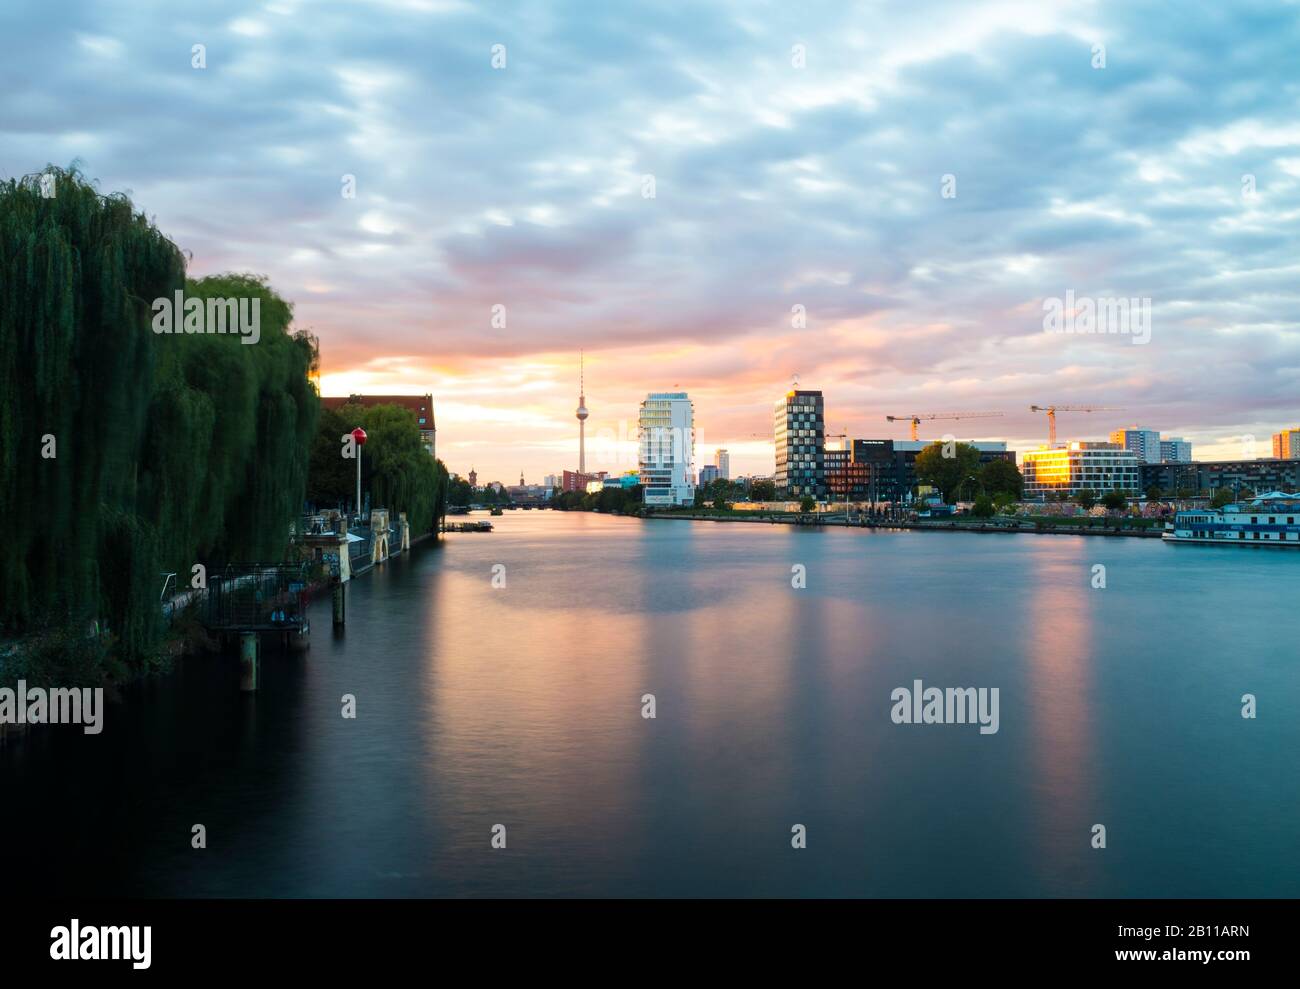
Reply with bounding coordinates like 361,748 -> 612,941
490,507 -> 503,516
1164,491 -> 1300,546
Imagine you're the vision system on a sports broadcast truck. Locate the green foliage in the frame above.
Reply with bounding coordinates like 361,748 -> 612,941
1210,488 -> 1235,508
750,479 -> 776,501
0,167 -> 319,675
446,475 -> 473,506
1076,489 -> 1099,510
914,442 -> 982,501
979,458 -> 1023,499
307,402 -> 441,534
971,494 -> 995,518
1101,490 -> 1127,511
551,485 -> 642,513
799,495 -> 816,513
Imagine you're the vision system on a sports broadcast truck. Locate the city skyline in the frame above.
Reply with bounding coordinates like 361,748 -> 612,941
5,1 -> 1298,480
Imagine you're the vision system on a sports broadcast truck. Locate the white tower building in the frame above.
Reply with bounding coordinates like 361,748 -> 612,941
639,393 -> 695,506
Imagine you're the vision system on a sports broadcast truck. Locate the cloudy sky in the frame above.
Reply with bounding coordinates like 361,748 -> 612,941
3,0 -> 1299,481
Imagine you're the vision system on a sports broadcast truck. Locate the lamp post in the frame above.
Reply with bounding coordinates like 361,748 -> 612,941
352,426 -> 368,521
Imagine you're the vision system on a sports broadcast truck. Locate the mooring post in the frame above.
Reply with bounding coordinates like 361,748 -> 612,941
240,631 -> 259,692
332,579 -> 346,627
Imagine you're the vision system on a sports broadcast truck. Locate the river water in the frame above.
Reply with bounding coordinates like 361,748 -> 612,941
5,511 -> 1298,897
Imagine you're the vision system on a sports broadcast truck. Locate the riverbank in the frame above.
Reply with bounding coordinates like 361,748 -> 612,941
643,510 -> 1165,538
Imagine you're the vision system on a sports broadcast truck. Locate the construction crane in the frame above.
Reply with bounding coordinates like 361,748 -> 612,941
885,412 -> 1003,442
1029,405 -> 1124,445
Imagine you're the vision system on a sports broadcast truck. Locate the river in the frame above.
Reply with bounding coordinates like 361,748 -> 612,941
5,510 -> 1298,897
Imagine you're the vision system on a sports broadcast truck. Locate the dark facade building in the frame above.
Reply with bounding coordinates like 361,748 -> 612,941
1140,458 -> 1300,496
774,390 -> 825,497
844,439 -> 1017,503
825,445 -> 876,501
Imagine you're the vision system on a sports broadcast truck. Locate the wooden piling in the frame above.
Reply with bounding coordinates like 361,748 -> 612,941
239,632 -> 259,692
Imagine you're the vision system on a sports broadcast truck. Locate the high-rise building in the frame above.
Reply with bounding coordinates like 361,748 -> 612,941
1160,438 -> 1193,463
575,351 -> 588,473
1109,427 -> 1162,464
1022,442 -> 1140,499
774,390 -> 824,498
639,392 -> 695,506
715,448 -> 730,479
468,467 -> 477,488
699,464 -> 720,485
1272,428 -> 1300,460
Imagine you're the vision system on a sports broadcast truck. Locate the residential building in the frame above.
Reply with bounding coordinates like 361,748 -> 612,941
715,449 -> 730,480
639,392 -> 695,506
774,390 -> 825,498
321,393 -> 435,458
1141,458 -> 1300,497
699,464 -> 720,485
1109,427 -> 1162,464
562,469 -> 606,493
1160,438 -> 1193,463
1022,442 -> 1140,499
1272,429 -> 1300,460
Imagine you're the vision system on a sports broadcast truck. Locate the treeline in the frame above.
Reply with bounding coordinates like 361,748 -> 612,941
0,168 -> 318,677
307,403 -> 446,535
552,485 -> 643,513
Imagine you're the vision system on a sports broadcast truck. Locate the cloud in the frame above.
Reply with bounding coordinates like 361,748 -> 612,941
2,0 -> 1298,479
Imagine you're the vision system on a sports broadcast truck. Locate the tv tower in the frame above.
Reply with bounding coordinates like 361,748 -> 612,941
576,350 -> 588,473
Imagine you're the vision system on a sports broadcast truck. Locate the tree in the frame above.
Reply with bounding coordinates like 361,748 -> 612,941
750,479 -> 776,501
309,401 -> 440,534
1145,484 -> 1163,502
1210,488 -> 1235,509
799,495 -> 816,513
446,476 -> 473,506
980,459 -> 1023,499
1076,489 -> 1098,510
914,442 -> 982,502
1101,490 -> 1127,511
971,494 -> 995,518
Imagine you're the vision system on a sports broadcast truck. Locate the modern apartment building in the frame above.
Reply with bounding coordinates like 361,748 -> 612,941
639,392 -> 695,506
1109,427 -> 1162,464
715,448 -> 730,480
774,390 -> 825,498
1141,458 -> 1300,497
1022,442 -> 1141,499
1273,429 -> 1300,460
1160,438 -> 1193,463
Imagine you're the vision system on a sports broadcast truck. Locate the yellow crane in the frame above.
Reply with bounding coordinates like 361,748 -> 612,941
885,412 -> 1003,442
1029,404 -> 1123,445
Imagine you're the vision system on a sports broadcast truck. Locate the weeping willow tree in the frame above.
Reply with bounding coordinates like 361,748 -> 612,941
0,167 -> 319,676
140,272 -> 319,575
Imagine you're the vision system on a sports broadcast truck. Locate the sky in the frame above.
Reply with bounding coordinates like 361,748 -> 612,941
3,0 -> 1299,482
